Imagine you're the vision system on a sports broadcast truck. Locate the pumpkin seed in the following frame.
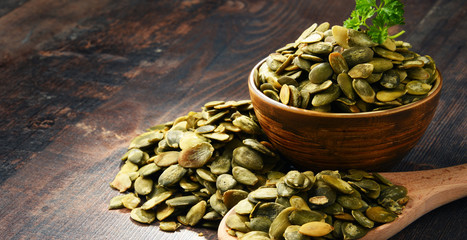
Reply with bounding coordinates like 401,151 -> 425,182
186,200 -> 207,226
321,174 -> 354,194
233,146 -> 264,171
269,207 -> 295,239
248,216 -> 272,233
365,206 -> 397,223
299,221 -> 334,237
311,84 -> 341,107
308,62 -> 333,84
406,80 -> 432,95
224,189 -> 249,209
329,52 -> 349,74
348,63 -> 374,79
134,176 -> 153,195
130,207 -> 156,224
342,47 -> 374,67
289,209 -> 325,225
166,195 -> 200,207
159,221 -> 181,231
178,142 -> 214,168
341,222 -> 369,239
352,79 -> 375,103
156,203 -> 175,221
233,166 -> 259,186
374,47 -> 405,61
158,164 -> 187,187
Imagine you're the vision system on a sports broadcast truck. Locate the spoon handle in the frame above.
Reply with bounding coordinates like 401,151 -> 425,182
361,164 -> 467,240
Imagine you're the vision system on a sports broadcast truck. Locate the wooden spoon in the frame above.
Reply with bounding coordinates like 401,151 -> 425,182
218,164 -> 467,240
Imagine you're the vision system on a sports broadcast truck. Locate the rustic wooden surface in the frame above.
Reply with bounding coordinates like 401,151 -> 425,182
0,0 -> 465,239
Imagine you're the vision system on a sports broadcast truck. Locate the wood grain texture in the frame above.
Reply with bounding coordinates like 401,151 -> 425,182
0,0 -> 465,239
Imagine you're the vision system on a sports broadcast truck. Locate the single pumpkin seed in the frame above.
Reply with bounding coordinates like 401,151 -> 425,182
186,200 -> 207,226
165,195 -> 200,207
352,79 -> 376,103
178,142 -> 214,168
299,221 -> 334,237
406,80 -> 432,95
159,221 -> 181,231
308,62 -> 333,84
130,207 -> 156,224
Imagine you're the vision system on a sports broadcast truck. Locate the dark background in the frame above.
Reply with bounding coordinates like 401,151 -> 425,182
0,0 -> 465,239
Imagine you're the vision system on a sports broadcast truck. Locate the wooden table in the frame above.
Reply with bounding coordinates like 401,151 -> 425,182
1,0 -> 465,239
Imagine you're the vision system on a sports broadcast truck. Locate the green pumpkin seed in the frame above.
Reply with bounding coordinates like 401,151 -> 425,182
249,187 -> 278,201
165,195 -> 200,207
122,193 -> 141,210
233,146 -> 264,171
224,189 -> 249,209
311,84 -> 341,107
348,63 -> 374,79
233,166 -> 259,186
337,195 -> 363,210
289,209 -> 325,225
302,42 -> 333,55
348,29 -> 377,48
235,198 -> 255,215
278,76 -> 299,87
129,131 -> 164,149
406,80 -> 432,95
216,174 -> 238,193
376,87 -> 407,102
130,207 -> 156,224
321,174 -> 354,194
186,200 -> 207,226
110,172 -> 132,192
374,47 -> 404,61
342,47 -> 374,67
159,221 -> 181,231
127,148 -> 144,165
158,164 -> 187,187
379,185 -> 408,202
380,69 -> 400,89
277,181 -> 300,197
352,79 -> 375,103
232,115 -> 262,135
226,213 -> 250,232
138,163 -> 161,177
351,210 -> 374,228
368,58 -> 394,72
210,193 -> 228,216
341,222 -> 369,239
365,206 -> 397,223
134,176 -> 153,195
289,196 -> 312,211
329,52 -> 349,74
309,62 -> 333,84
248,216 -> 272,233
269,207 -> 295,239
109,194 -> 128,209
178,142 -> 214,168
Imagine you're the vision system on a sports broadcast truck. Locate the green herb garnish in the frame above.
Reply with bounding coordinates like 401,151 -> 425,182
344,0 -> 405,44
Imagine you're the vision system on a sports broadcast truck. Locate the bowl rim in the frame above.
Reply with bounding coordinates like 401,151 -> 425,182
249,57 -> 442,119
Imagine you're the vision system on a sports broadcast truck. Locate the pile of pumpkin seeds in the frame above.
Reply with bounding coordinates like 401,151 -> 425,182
253,22 -> 438,112
225,169 -> 408,240
109,100 -> 287,231
108,99 -> 409,239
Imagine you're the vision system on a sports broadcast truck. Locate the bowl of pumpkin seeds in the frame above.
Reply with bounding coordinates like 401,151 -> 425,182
248,22 -> 442,171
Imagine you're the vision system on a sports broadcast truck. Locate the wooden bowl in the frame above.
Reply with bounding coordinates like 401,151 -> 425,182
248,59 -> 442,171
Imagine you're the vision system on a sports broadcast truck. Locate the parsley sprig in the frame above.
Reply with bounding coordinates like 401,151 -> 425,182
344,0 -> 405,44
